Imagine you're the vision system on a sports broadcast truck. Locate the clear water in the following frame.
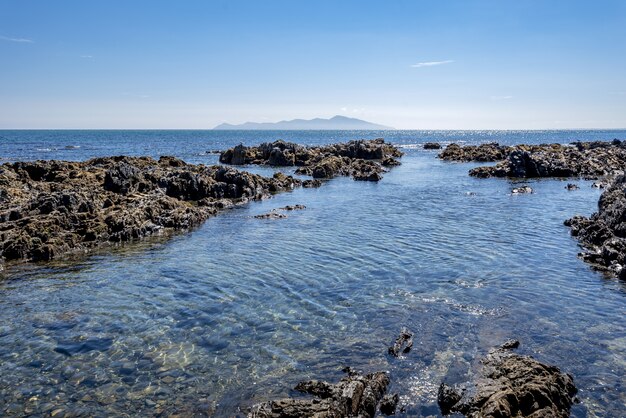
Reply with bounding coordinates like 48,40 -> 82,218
0,130 -> 625,417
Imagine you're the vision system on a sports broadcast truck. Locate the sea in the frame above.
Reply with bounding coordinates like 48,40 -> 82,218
0,130 -> 624,417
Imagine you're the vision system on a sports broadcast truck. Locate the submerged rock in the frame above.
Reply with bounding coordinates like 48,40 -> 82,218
0,157 -> 299,267
511,186 -> 533,194
254,212 -> 288,220
566,174 -> 626,278
566,183 -> 580,190
388,327 -> 413,357
249,368 -> 390,418
220,139 -> 403,181
438,341 -> 577,418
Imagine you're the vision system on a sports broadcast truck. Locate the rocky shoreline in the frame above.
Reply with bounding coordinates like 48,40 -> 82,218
438,341 -> 577,418
565,174 -> 626,279
248,337 -> 577,418
220,138 -> 403,181
438,140 -> 626,179
0,156 -> 301,269
439,139 -> 626,279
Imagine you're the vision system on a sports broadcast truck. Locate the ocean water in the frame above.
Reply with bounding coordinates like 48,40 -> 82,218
0,130 -> 625,417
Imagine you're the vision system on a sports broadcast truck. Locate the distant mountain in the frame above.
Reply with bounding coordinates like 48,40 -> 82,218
213,115 -> 394,130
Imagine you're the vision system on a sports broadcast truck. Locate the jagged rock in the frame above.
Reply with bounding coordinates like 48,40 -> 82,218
439,142 -> 511,162
566,183 -> 579,190
423,142 -> 441,150
221,139 -> 403,181
379,393 -> 399,415
388,327 -> 413,357
462,141 -> 626,179
249,369 -> 390,418
438,342 -> 577,418
566,174 -> 626,278
0,157 -> 300,266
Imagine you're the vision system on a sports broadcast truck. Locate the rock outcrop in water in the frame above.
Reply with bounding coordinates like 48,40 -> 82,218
0,156 -> 299,268
249,368 -> 390,418
438,341 -> 577,418
566,174 -> 626,279
219,139 -> 403,181
439,140 -> 626,179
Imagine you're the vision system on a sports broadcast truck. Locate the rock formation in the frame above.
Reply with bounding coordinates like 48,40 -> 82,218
248,368 -> 391,418
0,156 -> 299,268
438,341 -> 577,418
566,174 -> 626,279
220,139 -> 403,181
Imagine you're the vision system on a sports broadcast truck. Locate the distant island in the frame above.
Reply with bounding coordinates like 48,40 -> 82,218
213,115 -> 394,130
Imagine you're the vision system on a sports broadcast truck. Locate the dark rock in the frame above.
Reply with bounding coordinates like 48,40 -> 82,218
439,142 -> 510,162
439,343 -> 577,418
464,141 -> 626,179
388,327 -> 413,357
254,212 -> 287,220
566,174 -> 626,278
221,139 -> 402,181
249,369 -> 390,418
277,205 -> 306,211
438,383 -> 463,415
500,339 -> 520,350
0,157 -> 300,266
566,183 -> 579,190
379,393 -> 399,415
423,142 -> 441,150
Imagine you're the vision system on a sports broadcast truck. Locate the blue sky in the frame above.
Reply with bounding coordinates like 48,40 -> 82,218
1,0 -> 625,129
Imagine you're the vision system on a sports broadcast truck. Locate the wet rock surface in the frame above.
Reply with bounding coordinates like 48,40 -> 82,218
220,139 -> 403,181
423,142 -> 441,150
511,186 -> 533,195
388,327 -> 413,357
249,368 -> 390,418
455,141 -> 626,179
0,156 -> 300,268
438,341 -> 577,418
566,174 -> 626,279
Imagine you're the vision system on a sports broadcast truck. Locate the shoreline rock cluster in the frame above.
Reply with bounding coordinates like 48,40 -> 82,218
565,174 -> 626,279
0,156 -> 300,269
439,140 -> 626,179
438,341 -> 577,418
249,368 -> 391,418
220,139 -> 403,181
440,139 -> 626,279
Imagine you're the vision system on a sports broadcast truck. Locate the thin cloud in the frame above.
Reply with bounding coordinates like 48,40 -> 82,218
80,55 -> 94,59
411,60 -> 454,68
490,95 -> 514,100
0,35 -> 34,43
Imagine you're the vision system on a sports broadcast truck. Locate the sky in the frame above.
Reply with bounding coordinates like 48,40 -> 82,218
1,0 -> 625,129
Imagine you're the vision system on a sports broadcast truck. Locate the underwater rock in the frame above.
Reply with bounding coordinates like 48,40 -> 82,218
249,368 -> 390,418
254,212 -> 288,220
511,186 -> 533,194
438,341 -> 577,418
566,183 -> 580,190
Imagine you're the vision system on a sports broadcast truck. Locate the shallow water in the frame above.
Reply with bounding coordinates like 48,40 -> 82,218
0,130 -> 625,417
